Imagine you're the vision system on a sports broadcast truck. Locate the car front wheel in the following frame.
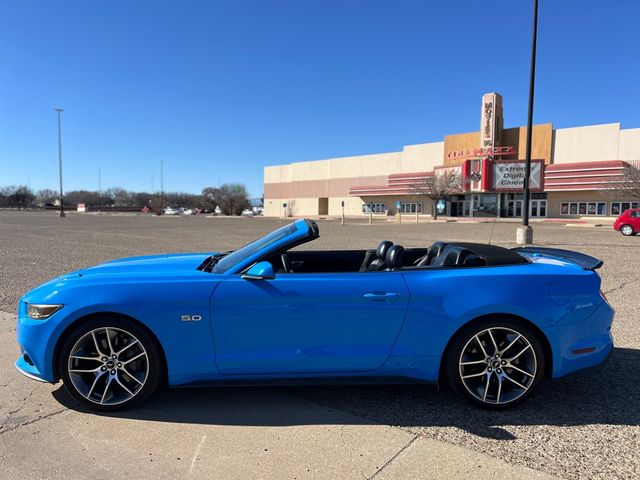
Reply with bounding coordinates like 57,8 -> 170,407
59,318 -> 163,411
445,320 -> 545,409
620,224 -> 635,236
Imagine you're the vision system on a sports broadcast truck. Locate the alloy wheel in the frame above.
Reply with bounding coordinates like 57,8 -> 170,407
458,327 -> 537,406
67,327 -> 149,406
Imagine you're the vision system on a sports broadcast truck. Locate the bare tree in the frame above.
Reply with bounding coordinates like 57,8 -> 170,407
202,183 -> 250,215
411,169 -> 461,220
603,164 -> 640,200
0,185 -> 35,209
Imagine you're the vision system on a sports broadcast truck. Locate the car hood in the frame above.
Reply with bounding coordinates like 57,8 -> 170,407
75,252 -> 216,277
22,252 -> 220,305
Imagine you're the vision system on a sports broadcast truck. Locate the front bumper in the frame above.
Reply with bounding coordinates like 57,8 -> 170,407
15,356 -> 51,383
15,301 -> 62,383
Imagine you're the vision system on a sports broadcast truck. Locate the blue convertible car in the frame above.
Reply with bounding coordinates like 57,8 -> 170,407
16,219 -> 614,411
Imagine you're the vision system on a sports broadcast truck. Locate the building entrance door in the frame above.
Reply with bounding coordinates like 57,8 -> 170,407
530,199 -> 547,218
318,198 -> 328,216
506,200 -> 523,217
454,200 -> 471,217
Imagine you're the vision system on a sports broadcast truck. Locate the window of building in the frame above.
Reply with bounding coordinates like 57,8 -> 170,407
399,202 -> 422,214
560,202 -> 608,216
610,202 -> 639,216
362,203 -> 387,214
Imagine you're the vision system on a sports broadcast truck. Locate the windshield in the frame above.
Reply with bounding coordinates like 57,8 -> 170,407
212,222 -> 299,273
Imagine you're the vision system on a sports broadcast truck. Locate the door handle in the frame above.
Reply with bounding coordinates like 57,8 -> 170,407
363,292 -> 400,301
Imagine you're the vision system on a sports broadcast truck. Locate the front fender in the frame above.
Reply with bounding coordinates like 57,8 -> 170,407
18,276 -> 220,384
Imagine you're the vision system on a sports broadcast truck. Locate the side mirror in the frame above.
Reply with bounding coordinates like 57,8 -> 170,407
241,261 -> 275,280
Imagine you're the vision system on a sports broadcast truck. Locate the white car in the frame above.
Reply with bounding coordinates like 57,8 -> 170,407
163,207 -> 177,215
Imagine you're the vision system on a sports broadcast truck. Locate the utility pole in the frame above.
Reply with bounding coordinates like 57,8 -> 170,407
160,159 -> 164,214
517,0 -> 539,245
54,108 -> 65,217
98,167 -> 102,212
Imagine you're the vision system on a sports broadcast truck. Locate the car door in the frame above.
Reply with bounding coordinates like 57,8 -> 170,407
211,271 -> 410,374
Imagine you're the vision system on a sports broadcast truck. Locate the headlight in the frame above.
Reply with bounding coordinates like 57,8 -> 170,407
27,304 -> 63,319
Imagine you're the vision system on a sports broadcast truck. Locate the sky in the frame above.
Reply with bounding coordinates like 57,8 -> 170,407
1,0 -> 639,197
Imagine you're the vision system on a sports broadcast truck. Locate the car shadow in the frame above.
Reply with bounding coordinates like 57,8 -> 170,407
52,347 -> 640,440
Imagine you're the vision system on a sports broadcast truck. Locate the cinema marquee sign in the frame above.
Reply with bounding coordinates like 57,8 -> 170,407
447,146 -> 516,160
492,160 -> 544,191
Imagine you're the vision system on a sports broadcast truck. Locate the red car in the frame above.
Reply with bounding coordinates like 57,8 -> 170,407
613,208 -> 640,236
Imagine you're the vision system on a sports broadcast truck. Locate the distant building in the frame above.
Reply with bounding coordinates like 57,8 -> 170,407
264,93 -> 640,218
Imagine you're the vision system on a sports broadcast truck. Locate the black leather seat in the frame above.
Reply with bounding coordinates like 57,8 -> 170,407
385,245 -> 405,270
430,245 -> 465,266
462,254 -> 486,267
367,241 -> 393,271
414,241 -> 448,267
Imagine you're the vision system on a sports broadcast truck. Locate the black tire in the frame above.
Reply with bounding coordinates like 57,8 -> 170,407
444,318 -> 546,410
59,316 -> 163,411
620,224 -> 635,236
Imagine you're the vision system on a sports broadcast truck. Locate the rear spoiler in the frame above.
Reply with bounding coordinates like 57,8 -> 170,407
511,247 -> 603,271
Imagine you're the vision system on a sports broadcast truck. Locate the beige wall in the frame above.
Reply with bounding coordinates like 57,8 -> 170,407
401,142 -> 445,172
327,151 -> 402,178
553,123 -> 621,164
619,128 -> 640,161
264,141 -> 444,212
264,164 -> 292,184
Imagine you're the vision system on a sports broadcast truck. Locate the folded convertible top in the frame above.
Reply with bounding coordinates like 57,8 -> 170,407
446,243 -> 529,266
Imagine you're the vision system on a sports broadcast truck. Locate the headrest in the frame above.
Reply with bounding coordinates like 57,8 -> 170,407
416,241 -> 448,267
385,245 -> 405,269
376,241 -> 393,260
430,242 -> 448,258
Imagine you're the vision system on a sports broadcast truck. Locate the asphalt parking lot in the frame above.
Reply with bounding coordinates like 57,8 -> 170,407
0,211 -> 638,479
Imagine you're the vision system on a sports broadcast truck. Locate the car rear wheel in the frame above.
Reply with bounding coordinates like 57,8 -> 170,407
59,317 -> 163,411
620,224 -> 635,236
445,320 -> 545,409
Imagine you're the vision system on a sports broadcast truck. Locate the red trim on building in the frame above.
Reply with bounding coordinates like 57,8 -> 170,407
481,157 -> 492,191
461,160 -> 471,192
349,171 -> 434,196
349,160 -> 634,196
545,160 -> 628,172
544,160 -> 630,191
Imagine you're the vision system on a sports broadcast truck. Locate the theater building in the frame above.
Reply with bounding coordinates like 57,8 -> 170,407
263,93 -> 640,218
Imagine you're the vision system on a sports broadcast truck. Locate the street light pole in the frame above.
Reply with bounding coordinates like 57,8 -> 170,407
98,166 -> 102,213
54,108 -> 65,218
517,0 -> 539,245
160,159 -> 164,215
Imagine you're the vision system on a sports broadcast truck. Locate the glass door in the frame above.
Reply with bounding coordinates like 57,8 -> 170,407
530,200 -> 547,218
507,200 -> 523,217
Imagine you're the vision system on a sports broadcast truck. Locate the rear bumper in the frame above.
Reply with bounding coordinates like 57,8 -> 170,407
553,342 -> 613,380
551,301 -> 615,379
